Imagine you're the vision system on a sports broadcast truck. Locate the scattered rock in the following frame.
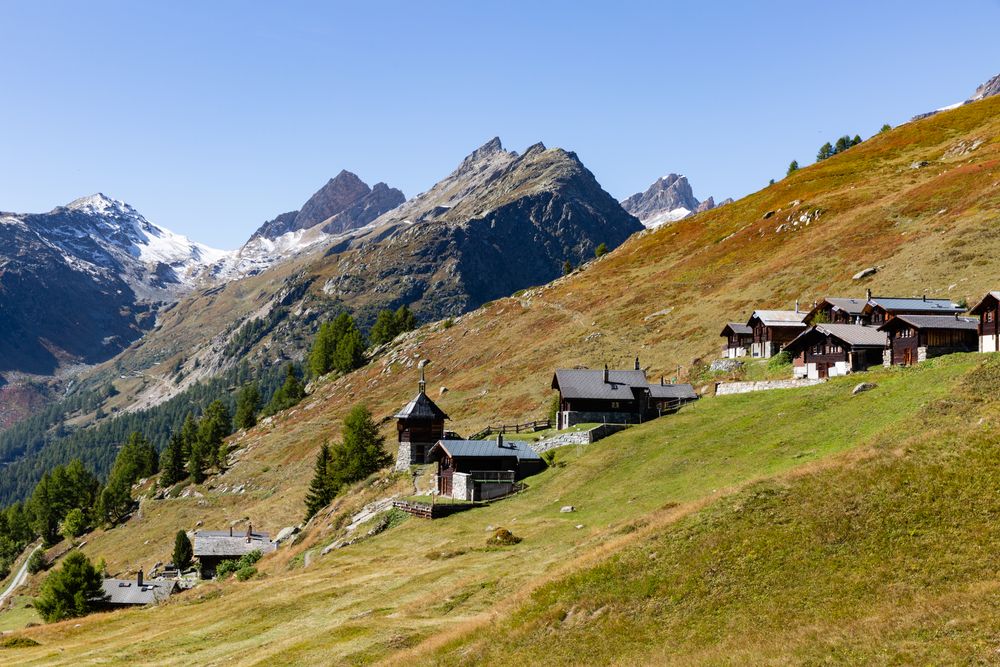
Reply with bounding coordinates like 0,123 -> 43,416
321,543 -> 336,556
775,223 -> 788,234
644,307 -> 674,320
575,524 -> 584,530
439,386 -> 448,395
910,160 -> 929,169
762,210 -> 776,219
274,526 -> 298,543
560,506 -> 576,513
852,382 -> 877,395
710,359 -> 744,373
789,199 -> 802,207
852,267 -> 878,280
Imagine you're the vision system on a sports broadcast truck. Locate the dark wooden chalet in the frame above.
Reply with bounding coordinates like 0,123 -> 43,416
746,309 -> 808,359
193,525 -> 277,578
784,324 -> 887,379
878,314 -> 978,366
428,433 -> 545,501
551,358 -> 697,429
805,297 -> 869,325
720,322 -> 753,358
970,291 -> 1000,353
393,365 -> 449,469
863,292 -> 964,326
95,570 -> 177,610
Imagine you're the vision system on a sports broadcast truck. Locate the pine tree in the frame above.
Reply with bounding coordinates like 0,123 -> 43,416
199,400 -> 232,469
368,309 -> 398,347
35,551 -> 103,623
188,438 -> 207,484
333,329 -> 366,373
159,432 -> 187,488
816,142 -> 834,161
394,305 -> 417,334
234,382 -> 261,431
851,134 -> 862,146
172,530 -> 193,570
786,160 -> 799,176
303,444 -> 334,521
180,412 -> 199,460
327,405 -> 391,491
308,321 -> 337,377
29,473 -> 60,545
880,123 -> 892,133
594,243 -> 608,258
562,260 -> 573,275
834,135 -> 852,154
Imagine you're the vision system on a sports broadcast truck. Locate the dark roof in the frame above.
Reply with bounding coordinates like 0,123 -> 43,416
867,297 -> 963,314
648,383 -> 698,400
551,369 -> 648,401
970,291 -> 1000,315
393,391 -> 449,421
193,530 -> 277,558
786,324 -> 887,352
430,438 -> 541,461
820,297 -> 868,316
99,578 -> 176,606
878,315 -> 979,331
721,322 -> 752,336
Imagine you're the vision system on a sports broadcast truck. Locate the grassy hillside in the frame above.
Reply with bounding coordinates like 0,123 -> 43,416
0,355 -> 986,664
3,94 -> 1000,662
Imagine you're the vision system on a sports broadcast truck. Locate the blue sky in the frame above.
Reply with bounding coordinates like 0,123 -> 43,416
1,1 -> 999,248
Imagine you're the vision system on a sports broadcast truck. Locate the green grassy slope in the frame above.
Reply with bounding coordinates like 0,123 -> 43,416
425,355 -> 1000,665
1,356 -> 987,664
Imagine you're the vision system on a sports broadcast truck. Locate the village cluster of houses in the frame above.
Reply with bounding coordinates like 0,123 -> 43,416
721,290 -> 1000,379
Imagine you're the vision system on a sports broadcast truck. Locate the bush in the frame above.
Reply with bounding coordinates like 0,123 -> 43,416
60,508 -> 87,539
0,636 -> 40,648
215,549 -> 263,579
767,351 -> 793,370
486,528 -> 522,547
173,530 -> 193,570
235,566 -> 257,581
442,318 -> 455,330
27,549 -> 48,575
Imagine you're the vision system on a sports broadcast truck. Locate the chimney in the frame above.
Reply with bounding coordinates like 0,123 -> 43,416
137,569 -> 143,587
634,356 -> 640,371
922,294 -> 927,302
229,527 -> 233,537
246,523 -> 253,543
497,432 -> 504,448
660,376 -> 665,386
418,362 -> 427,394
603,364 -> 609,383
795,300 -> 800,313
866,288 -> 872,301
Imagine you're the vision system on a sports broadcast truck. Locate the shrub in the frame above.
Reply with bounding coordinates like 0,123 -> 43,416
442,318 -> 455,330
215,549 -> 263,579
27,549 -> 48,575
0,636 -> 40,648
60,508 -> 87,539
235,566 -> 257,581
767,351 -> 793,370
486,528 -> 522,547
173,530 -> 193,570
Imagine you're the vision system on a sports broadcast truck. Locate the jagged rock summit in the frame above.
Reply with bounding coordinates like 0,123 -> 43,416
0,194 -> 226,375
621,174 -> 722,228
912,71 -> 1000,120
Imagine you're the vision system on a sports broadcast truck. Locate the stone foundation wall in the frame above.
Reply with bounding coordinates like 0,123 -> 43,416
451,472 -> 471,501
394,442 -> 412,472
715,378 -> 826,396
532,423 -> 631,454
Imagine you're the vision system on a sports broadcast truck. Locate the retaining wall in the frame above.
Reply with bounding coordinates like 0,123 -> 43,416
715,378 -> 826,396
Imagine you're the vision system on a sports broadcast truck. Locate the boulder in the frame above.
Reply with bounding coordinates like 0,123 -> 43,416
852,382 -> 877,395
762,210 -> 776,219
852,267 -> 878,280
274,526 -> 298,544
910,160 -> 929,169
560,506 -> 576,513
710,359 -> 744,373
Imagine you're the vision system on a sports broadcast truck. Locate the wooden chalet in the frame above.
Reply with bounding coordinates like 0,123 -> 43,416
970,291 -> 1000,353
746,308 -> 808,358
95,570 -> 177,610
393,364 -> 449,469
428,433 -> 545,501
784,324 -> 887,379
878,314 -> 978,366
805,297 -> 869,325
720,322 -> 753,358
551,358 -> 697,429
863,292 -> 964,326
193,525 -> 277,578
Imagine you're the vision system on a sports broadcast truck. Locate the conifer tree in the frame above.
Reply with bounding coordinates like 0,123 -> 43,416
594,242 -> 608,258
159,432 -> 187,488
333,329 -> 366,373
786,160 -> 799,176
327,405 -> 391,491
180,412 -> 199,460
188,439 -> 207,484
234,382 -> 261,430
173,530 -> 193,570
816,142 -> 834,161
562,259 -> 573,275
199,400 -> 233,469
303,444 -> 334,521
35,551 -> 103,623
880,123 -> 892,133
368,309 -> 398,348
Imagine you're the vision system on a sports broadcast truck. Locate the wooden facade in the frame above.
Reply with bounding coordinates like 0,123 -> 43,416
879,315 -> 978,367
393,368 -> 449,468
429,436 -> 546,501
746,310 -> 808,359
970,292 -> 1000,353
805,298 -> 869,326
784,324 -> 886,379
720,323 -> 752,358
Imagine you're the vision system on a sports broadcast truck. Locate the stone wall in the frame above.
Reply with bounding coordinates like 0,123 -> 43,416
394,442 -> 412,472
561,410 -> 642,428
532,423 -> 631,454
451,472 -> 471,501
715,378 -> 826,396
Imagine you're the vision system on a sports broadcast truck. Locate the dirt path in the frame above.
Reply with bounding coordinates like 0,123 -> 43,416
0,544 -> 41,606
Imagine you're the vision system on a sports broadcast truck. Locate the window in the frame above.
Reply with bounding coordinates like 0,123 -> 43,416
610,401 -> 620,409
986,312 -> 995,323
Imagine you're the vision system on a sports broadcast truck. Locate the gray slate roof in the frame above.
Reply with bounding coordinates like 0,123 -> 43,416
648,383 -> 698,400
393,391 -> 449,421
193,530 -> 277,558
100,578 -> 176,606
552,369 -> 648,400
431,439 -> 541,461
748,310 -> 809,327
868,297 -> 963,314
721,322 -> 752,336
879,315 -> 979,331
814,324 -> 888,347
822,297 -> 868,316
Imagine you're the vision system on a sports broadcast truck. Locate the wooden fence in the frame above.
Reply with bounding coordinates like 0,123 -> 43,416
469,419 -> 551,441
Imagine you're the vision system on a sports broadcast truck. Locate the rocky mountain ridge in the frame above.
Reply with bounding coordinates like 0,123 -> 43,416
621,174 -> 728,228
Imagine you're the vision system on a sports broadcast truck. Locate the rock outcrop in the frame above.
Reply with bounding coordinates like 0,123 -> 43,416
621,174 -> 719,228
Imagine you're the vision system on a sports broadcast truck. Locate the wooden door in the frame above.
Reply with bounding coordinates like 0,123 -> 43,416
903,348 -> 912,366
817,363 -> 829,379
